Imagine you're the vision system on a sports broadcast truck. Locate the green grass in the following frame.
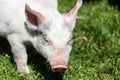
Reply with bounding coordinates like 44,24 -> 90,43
0,0 -> 120,80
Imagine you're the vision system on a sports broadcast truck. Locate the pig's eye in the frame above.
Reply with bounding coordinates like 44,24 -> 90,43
42,34 -> 50,44
43,37 -> 52,46
67,37 -> 73,45
44,38 -> 49,43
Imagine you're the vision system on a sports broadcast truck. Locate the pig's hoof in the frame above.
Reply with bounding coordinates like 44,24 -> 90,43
18,66 -> 30,74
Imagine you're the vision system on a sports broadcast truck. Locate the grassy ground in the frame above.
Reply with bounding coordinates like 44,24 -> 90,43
0,0 -> 120,80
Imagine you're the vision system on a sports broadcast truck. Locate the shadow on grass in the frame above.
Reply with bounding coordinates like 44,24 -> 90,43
108,0 -> 120,11
0,37 -> 13,61
83,0 -> 120,11
27,46 -> 64,80
83,0 -> 101,2
0,37 -> 64,80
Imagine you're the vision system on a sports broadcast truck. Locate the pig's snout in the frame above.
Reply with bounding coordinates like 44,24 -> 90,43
52,65 -> 67,72
49,49 -> 69,72
50,58 -> 68,72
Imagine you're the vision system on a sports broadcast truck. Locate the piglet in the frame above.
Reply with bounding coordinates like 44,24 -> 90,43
0,0 -> 82,73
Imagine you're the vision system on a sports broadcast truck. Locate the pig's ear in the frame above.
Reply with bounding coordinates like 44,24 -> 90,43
63,0 -> 82,27
25,4 -> 45,30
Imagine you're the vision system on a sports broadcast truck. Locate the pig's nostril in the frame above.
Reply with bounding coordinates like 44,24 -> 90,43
52,65 -> 67,72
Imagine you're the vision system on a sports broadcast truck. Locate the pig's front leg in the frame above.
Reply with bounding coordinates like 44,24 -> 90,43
7,34 -> 29,74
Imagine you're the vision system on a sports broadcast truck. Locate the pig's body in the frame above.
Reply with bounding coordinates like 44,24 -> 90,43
0,0 -> 82,74
0,0 -> 57,35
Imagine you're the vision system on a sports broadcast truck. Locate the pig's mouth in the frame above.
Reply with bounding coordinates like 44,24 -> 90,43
51,65 -> 67,72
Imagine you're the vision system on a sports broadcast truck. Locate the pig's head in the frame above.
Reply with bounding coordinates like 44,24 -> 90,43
25,0 -> 82,72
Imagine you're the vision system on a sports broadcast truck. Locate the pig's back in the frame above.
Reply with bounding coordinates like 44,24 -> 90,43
0,0 -> 27,35
0,0 -> 59,35
0,0 -> 26,22
0,0 -> 58,22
